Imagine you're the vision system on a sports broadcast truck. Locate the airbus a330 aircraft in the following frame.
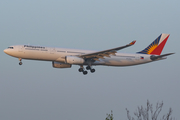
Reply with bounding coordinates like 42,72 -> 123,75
4,33 -> 174,75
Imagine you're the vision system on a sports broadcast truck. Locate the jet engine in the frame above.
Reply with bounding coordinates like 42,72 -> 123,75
65,56 -> 85,64
52,61 -> 72,68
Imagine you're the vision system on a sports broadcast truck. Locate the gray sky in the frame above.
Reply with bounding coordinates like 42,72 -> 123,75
0,0 -> 179,120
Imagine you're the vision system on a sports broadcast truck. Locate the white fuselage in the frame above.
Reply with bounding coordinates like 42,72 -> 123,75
4,45 -> 154,66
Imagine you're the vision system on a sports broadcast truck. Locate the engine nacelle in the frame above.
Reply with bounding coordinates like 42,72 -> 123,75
65,56 -> 85,64
52,61 -> 72,68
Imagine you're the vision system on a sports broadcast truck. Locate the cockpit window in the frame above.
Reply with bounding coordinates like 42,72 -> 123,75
8,47 -> 14,49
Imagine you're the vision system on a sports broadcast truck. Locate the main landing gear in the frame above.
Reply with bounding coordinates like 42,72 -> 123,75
78,65 -> 95,75
19,58 -> 23,65
86,66 -> 95,73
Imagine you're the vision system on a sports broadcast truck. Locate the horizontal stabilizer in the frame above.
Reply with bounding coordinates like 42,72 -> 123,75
150,53 -> 175,61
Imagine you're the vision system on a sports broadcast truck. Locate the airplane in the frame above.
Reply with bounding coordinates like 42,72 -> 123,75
4,33 -> 174,75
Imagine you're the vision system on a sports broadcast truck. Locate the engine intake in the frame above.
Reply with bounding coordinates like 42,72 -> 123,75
65,56 -> 85,64
52,61 -> 72,68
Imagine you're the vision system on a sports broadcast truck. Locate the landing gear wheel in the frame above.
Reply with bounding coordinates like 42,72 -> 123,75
90,69 -> 95,73
78,65 -> 89,75
78,68 -> 83,72
19,62 -> 22,65
86,66 -> 90,70
83,71 -> 88,75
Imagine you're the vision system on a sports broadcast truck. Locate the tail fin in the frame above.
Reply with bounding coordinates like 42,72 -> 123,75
137,33 -> 170,55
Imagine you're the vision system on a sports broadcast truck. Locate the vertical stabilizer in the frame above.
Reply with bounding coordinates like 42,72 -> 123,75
137,34 -> 170,55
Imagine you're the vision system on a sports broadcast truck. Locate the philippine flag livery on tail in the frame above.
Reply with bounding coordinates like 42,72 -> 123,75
137,34 -> 170,55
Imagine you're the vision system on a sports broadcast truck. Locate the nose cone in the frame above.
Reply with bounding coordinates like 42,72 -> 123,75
4,48 -> 15,56
4,49 -> 8,54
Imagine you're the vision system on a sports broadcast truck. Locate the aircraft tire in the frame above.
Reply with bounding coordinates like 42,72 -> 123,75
90,69 -> 95,73
79,68 -> 83,72
19,62 -> 22,65
83,71 -> 88,75
86,66 -> 90,70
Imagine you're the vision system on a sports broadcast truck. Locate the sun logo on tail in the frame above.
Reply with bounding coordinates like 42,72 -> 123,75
146,37 -> 160,54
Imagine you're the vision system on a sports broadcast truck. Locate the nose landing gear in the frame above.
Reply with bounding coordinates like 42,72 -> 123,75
19,58 -> 22,65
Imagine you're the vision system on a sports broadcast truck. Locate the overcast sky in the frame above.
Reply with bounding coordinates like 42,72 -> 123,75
0,0 -> 179,120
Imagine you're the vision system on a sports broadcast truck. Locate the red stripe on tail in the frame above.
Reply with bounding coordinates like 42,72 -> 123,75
150,35 -> 169,55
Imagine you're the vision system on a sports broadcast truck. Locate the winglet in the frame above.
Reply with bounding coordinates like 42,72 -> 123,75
129,40 -> 136,45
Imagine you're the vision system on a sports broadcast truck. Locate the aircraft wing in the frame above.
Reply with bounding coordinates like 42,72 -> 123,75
78,40 -> 136,61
